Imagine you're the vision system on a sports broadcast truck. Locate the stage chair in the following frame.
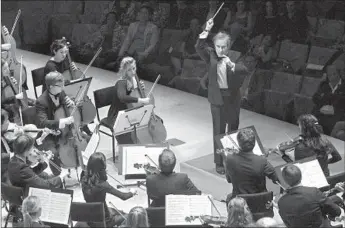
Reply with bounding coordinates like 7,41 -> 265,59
299,76 -> 322,97
1,183 -> 24,228
31,67 -> 45,99
93,86 -> 117,163
22,106 -> 37,125
146,207 -> 165,227
70,202 -> 105,227
237,191 -> 274,221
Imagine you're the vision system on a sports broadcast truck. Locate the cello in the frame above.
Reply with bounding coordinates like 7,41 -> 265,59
128,74 -> 167,144
61,37 -> 99,125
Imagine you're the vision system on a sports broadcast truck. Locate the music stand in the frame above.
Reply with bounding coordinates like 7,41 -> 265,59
113,104 -> 154,144
63,77 -> 93,101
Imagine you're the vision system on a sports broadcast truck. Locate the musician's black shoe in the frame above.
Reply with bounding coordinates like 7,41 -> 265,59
216,165 -> 225,175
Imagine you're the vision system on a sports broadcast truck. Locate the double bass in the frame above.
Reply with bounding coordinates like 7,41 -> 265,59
128,74 -> 167,144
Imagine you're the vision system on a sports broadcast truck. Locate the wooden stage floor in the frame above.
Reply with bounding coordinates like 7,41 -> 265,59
2,50 -> 344,226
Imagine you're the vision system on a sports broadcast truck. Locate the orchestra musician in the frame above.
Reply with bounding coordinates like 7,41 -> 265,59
281,114 -> 342,177
223,128 -> 279,204
107,56 -> 150,143
19,196 -> 50,228
278,164 -> 341,228
121,206 -> 149,228
195,18 -> 249,175
146,149 -> 199,207
35,71 -> 77,176
8,134 -> 68,190
43,38 -> 92,136
80,152 -> 137,227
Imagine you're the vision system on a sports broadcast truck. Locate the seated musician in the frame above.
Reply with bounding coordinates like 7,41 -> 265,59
35,71 -> 77,175
278,164 -> 341,228
107,56 -> 150,144
225,197 -> 254,227
8,134 -> 68,190
120,206 -> 149,228
312,64 -> 345,135
224,128 -> 279,204
17,196 -> 50,228
146,148 -> 199,207
80,152 -> 137,228
1,109 -> 12,183
44,39 -> 92,136
291,114 -> 342,177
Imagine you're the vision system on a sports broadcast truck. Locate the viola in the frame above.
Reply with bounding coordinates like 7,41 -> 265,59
128,74 -> 167,144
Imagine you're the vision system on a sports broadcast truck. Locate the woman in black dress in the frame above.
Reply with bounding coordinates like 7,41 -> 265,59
81,152 -> 137,227
107,56 -> 150,144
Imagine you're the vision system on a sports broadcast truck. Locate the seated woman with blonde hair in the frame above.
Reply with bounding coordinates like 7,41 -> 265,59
121,206 -> 149,228
20,195 -> 49,227
226,197 -> 254,227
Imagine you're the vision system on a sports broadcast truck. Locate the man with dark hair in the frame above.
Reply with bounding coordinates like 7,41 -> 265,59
225,128 -> 278,203
195,18 -> 248,175
146,149 -> 199,207
278,164 -> 341,228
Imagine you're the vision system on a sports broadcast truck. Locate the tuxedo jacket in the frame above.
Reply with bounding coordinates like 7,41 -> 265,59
146,172 -> 199,207
35,90 -> 67,129
278,186 -> 341,228
8,156 -> 62,190
195,37 -> 248,106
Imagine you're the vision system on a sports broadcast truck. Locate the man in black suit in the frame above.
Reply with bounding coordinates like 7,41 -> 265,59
195,18 -> 248,174
278,164 -> 341,228
224,128 -> 279,203
146,149 -> 200,207
8,134 -> 68,190
35,71 -> 75,175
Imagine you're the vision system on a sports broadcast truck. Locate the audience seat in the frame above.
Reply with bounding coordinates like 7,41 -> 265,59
264,90 -> 294,121
316,19 -> 345,41
306,46 -> 338,71
158,28 -> 184,55
270,72 -> 303,94
237,191 -> 274,221
293,93 -> 315,122
31,67 -> 46,99
299,76 -> 322,97
276,41 -> 309,73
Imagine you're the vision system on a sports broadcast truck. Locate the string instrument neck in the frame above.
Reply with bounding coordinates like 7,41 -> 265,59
66,51 -> 76,80
134,74 -> 146,98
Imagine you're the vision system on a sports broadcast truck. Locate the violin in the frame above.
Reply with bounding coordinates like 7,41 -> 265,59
133,162 -> 160,175
266,135 -> 303,163
3,124 -> 60,143
128,74 -> 167,144
185,215 -> 227,227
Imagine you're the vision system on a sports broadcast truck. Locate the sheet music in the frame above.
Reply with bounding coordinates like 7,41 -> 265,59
28,187 -> 72,225
166,195 -> 212,226
123,146 -> 163,175
28,188 -> 51,222
306,63 -> 323,70
294,160 -> 328,188
47,192 -> 72,225
82,131 -> 100,165
221,132 -> 263,155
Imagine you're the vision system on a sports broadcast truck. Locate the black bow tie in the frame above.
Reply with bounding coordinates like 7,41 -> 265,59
217,55 -> 226,61
49,92 -> 60,100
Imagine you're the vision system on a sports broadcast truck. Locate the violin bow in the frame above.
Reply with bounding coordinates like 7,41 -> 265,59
147,74 -> 161,98
207,195 -> 222,218
144,154 -> 161,172
10,9 -> 21,36
18,55 -> 23,126
108,201 -> 127,221
82,47 -> 102,78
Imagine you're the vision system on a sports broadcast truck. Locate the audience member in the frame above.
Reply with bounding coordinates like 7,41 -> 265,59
331,121 -> 345,141
312,64 -> 345,135
252,34 -> 275,69
120,0 -> 142,26
278,164 -> 341,228
239,55 -> 257,100
225,197 -> 254,227
19,196 -> 49,228
256,217 -> 279,227
8,134 -> 67,190
146,149 -> 199,207
225,128 -> 278,204
294,114 -> 342,177
80,152 -> 136,227
204,0 -> 228,34
278,1 -> 309,43
170,18 -> 202,76
169,1 -> 195,30
223,0 -> 253,53
121,206 -> 149,228
149,0 -> 170,29
252,1 -> 280,39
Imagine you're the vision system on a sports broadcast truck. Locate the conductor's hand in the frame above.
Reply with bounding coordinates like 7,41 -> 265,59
2,26 -> 9,36
64,96 -> 75,108
129,188 -> 137,196
15,92 -> 24,100
138,97 -> 150,105
205,18 -> 214,31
